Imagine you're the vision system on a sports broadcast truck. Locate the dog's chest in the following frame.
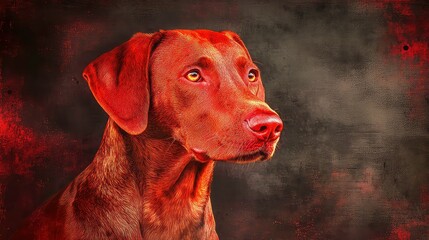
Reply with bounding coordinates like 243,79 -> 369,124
139,196 -> 213,239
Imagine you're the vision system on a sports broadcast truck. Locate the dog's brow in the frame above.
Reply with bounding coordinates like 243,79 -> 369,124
235,56 -> 248,68
236,56 -> 256,69
193,56 -> 214,69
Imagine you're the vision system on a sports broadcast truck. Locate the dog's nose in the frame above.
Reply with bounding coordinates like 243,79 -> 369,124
246,113 -> 283,141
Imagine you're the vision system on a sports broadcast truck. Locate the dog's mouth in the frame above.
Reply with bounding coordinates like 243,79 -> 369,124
191,148 -> 270,163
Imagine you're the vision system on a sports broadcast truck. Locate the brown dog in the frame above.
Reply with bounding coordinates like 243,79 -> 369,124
14,29 -> 283,239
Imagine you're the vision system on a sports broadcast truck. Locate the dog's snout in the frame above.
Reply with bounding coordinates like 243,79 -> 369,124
246,113 -> 283,141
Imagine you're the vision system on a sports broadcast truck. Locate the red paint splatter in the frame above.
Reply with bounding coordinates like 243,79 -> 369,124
358,3 -> 429,238
383,192 -> 429,239
0,77 -> 83,176
360,0 -> 429,123
388,220 -> 429,240
0,61 -> 90,238
390,227 -> 411,240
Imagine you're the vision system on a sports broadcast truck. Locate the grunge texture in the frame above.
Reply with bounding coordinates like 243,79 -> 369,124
1,0 -> 428,239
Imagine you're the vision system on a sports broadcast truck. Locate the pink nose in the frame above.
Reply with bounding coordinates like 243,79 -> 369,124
246,113 -> 283,141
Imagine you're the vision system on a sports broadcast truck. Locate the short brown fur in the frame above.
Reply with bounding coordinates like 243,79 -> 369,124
14,29 -> 283,239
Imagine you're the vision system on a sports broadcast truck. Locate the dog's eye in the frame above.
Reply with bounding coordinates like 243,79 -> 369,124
248,70 -> 258,82
185,70 -> 201,82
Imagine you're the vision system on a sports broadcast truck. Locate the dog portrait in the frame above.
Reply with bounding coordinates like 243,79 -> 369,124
13,29 -> 283,239
1,1 -> 428,239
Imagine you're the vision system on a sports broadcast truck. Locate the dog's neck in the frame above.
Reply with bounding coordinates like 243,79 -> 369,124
90,119 -> 217,238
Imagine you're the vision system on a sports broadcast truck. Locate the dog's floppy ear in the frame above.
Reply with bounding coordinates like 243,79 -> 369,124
222,30 -> 265,101
83,32 -> 162,135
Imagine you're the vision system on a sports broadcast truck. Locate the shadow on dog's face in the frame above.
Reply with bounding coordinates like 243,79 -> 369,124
148,30 -> 282,163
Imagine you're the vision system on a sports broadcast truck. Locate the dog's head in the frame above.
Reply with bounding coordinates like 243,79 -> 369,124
83,29 -> 283,163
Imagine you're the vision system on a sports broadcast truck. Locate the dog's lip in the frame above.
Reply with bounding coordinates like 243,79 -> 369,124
222,150 -> 268,163
191,148 -> 268,163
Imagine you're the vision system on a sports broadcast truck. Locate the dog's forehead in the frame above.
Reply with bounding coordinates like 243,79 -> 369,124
169,29 -> 232,44
159,30 -> 249,61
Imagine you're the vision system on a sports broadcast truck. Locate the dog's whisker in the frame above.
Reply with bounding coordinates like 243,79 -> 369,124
163,137 -> 177,158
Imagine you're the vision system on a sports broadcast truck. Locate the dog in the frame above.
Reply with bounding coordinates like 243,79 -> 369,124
13,29 -> 283,240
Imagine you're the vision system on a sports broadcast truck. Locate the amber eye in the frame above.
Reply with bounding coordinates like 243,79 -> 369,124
248,70 -> 258,82
186,70 -> 201,82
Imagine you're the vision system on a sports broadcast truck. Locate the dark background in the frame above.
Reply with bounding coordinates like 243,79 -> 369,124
1,0 -> 428,239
